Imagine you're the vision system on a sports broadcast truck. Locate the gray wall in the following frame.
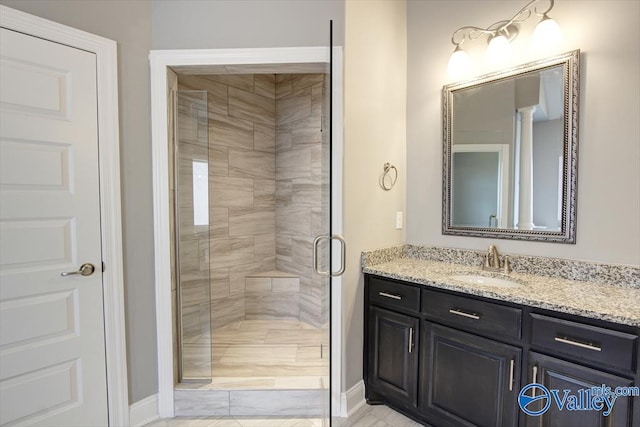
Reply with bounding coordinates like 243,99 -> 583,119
407,0 -> 640,265
152,0 -> 344,49
0,0 -> 157,404
533,119 -> 563,229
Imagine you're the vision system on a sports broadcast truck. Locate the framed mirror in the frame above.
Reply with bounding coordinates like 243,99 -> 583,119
442,50 -> 579,243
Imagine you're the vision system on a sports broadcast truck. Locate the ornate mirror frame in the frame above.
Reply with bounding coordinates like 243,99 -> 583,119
442,49 -> 580,243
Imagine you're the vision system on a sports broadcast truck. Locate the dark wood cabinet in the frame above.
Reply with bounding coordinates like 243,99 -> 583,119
525,352 -> 633,427
420,322 -> 521,427
367,305 -> 419,408
363,274 -> 639,427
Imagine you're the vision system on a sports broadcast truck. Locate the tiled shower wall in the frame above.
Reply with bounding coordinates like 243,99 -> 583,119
175,73 -> 326,331
274,74 -> 328,328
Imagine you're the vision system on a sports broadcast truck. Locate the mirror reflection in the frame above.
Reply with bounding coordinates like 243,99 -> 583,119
443,50 -> 579,243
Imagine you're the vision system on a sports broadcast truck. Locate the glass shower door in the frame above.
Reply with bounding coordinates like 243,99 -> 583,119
312,20 -> 343,424
174,90 -> 212,382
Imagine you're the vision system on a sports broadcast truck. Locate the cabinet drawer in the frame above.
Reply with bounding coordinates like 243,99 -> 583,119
530,313 -> 638,372
422,289 -> 522,341
369,276 -> 421,313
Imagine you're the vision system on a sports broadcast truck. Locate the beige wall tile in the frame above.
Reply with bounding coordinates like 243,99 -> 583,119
311,81 -> 324,117
254,124 -> 275,153
210,267 -> 230,301
255,233 -> 276,260
276,234 -> 292,263
276,207 -> 311,236
210,176 -> 254,207
229,87 -> 275,126
209,115 -> 254,150
291,115 -> 322,146
178,74 -> 229,117
229,207 -> 275,237
254,74 -> 275,99
245,277 -> 272,293
228,149 -> 275,180
208,145 -> 229,177
272,277 -> 300,293
292,74 -> 324,92
275,179 -> 292,206
275,74 -> 293,99
254,179 -> 276,206
276,130 -> 292,152
291,177 -> 322,207
211,293 -> 245,328
276,148 -> 311,180
210,236 -> 254,269
210,207 -> 229,239
200,74 -> 254,92
276,89 -> 312,126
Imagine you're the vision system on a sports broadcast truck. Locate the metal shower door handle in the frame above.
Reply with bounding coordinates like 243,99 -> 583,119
312,234 -> 346,277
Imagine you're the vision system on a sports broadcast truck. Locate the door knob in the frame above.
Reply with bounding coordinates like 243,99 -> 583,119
61,263 -> 96,277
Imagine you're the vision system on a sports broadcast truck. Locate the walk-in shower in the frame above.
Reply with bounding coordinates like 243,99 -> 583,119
170,70 -> 330,417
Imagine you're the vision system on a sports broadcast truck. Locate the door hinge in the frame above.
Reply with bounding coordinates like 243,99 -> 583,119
102,262 -> 106,272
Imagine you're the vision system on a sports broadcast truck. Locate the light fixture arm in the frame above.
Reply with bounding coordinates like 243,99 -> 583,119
450,0 -> 555,48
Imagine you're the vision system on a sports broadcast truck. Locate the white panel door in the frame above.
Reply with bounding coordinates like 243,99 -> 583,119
0,28 -> 108,426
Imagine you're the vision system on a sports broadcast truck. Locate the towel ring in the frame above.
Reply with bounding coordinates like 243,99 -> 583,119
380,162 -> 398,191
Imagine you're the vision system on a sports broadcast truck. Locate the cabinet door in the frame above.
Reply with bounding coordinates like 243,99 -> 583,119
367,306 -> 419,407
420,322 -> 521,427
525,352 -> 633,427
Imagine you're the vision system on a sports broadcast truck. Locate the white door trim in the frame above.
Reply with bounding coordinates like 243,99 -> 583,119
0,5 -> 129,426
149,46 -> 344,418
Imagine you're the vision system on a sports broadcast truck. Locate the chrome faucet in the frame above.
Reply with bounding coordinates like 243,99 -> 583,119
482,245 -> 511,274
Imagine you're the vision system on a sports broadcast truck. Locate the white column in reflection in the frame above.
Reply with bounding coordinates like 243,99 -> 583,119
517,106 -> 536,230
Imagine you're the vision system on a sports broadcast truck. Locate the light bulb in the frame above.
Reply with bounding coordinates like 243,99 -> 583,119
485,34 -> 512,65
531,15 -> 563,54
447,47 -> 471,80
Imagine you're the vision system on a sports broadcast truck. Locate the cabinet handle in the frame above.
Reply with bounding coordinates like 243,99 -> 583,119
554,336 -> 602,352
379,291 -> 402,300
448,308 -> 480,320
509,359 -> 515,391
408,327 -> 414,354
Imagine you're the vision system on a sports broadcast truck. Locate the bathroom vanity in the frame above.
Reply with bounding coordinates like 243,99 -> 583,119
362,246 -> 640,427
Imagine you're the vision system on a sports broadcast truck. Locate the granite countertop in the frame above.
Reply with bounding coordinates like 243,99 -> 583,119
363,253 -> 640,328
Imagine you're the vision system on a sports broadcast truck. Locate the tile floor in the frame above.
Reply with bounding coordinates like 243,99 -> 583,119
144,402 -> 425,427
180,319 -> 328,390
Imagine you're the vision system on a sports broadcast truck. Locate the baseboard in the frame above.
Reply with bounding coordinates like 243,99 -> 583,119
129,394 -> 159,427
339,380 -> 365,418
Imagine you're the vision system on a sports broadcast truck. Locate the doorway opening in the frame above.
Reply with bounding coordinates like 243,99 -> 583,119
150,48 -> 344,419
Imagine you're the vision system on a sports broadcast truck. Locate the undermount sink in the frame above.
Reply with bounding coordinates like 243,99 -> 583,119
451,274 -> 523,289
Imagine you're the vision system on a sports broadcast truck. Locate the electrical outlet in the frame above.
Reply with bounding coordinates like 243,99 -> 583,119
396,211 -> 403,229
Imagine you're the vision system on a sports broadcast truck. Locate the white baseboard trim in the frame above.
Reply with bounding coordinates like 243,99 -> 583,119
339,380 -> 366,418
129,394 -> 159,427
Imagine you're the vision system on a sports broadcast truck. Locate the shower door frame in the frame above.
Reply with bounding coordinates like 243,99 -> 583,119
149,47 -> 344,418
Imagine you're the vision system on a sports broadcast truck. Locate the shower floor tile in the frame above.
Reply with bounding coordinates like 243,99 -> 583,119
180,319 -> 328,390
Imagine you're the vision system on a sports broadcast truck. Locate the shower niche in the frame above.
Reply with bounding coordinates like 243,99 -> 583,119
171,71 -> 330,398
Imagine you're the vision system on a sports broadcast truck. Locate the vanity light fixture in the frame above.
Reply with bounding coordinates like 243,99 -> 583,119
447,0 -> 562,78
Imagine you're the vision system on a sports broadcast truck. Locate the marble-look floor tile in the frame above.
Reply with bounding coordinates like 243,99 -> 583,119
207,377 -> 276,390
219,345 -> 298,364
174,390 -> 230,416
229,390 -> 323,416
147,404 -> 417,427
